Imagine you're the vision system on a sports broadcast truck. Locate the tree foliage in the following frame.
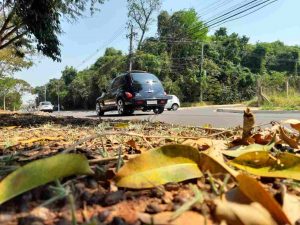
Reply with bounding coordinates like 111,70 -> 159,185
0,76 -> 30,110
0,0 -> 105,61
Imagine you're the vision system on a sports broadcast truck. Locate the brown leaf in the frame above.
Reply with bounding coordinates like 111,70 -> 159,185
138,211 -> 211,225
279,126 -> 299,148
236,174 -> 291,225
283,119 -> 300,132
199,151 -> 239,178
126,139 -> 137,149
279,185 -> 300,224
215,199 -> 277,225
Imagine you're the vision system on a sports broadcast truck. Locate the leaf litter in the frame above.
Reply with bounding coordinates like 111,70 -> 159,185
1,110 -> 300,224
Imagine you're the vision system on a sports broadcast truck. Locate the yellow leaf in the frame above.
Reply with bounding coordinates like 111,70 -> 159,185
114,144 -> 203,189
199,152 -> 239,178
236,174 -> 291,225
229,151 -> 300,181
0,154 -> 93,205
223,143 -> 274,158
114,123 -> 129,129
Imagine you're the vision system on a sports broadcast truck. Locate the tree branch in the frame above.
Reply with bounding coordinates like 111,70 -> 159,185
0,31 -> 27,50
0,7 -> 15,37
0,25 -> 20,44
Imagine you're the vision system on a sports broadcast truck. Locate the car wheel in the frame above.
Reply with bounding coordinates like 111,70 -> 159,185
96,103 -> 104,116
153,107 -> 164,114
117,99 -> 125,115
171,104 -> 179,111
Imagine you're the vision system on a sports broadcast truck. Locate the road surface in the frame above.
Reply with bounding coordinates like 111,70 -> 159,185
52,106 -> 300,128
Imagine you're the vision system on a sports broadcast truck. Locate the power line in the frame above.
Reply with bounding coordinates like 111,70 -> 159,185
204,0 -> 260,26
209,0 -> 278,29
189,0 -> 277,37
76,25 -> 126,70
197,0 -> 234,18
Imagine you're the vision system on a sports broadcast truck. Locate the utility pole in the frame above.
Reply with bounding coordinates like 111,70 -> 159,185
44,85 -> 47,101
199,42 -> 204,102
57,84 -> 60,112
128,25 -> 134,72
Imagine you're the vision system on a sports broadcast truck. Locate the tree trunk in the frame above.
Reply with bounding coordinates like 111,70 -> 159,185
138,29 -> 146,50
3,95 -> 6,110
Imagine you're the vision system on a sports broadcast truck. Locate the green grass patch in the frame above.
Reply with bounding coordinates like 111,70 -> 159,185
247,91 -> 300,111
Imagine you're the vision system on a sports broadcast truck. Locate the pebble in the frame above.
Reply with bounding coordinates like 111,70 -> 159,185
104,190 -> 124,206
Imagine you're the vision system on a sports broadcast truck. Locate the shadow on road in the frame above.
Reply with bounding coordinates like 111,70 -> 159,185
86,113 -> 154,118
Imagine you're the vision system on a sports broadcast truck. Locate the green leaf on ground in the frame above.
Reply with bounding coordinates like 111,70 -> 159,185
229,151 -> 300,181
114,144 -> 203,189
223,143 -> 274,158
0,154 -> 93,205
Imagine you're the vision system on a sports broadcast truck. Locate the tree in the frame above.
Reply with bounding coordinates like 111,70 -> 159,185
0,46 -> 32,77
0,0 -> 105,61
0,77 -> 30,110
61,66 -> 77,86
127,0 -> 161,50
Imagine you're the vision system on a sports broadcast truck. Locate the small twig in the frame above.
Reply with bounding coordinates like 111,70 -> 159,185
206,130 -> 233,138
207,171 -> 220,195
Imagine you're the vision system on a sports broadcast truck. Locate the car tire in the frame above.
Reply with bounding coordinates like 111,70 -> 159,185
96,103 -> 104,116
117,98 -> 126,115
153,107 -> 164,114
171,104 -> 179,111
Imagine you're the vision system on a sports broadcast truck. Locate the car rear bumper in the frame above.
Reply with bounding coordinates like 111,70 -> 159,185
125,98 -> 168,109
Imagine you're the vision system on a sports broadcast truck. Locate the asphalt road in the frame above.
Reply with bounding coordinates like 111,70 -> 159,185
52,106 -> 300,128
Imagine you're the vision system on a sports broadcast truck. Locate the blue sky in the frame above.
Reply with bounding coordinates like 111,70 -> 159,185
15,0 -> 299,87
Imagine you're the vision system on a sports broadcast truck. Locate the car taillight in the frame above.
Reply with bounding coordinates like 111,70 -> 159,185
125,92 -> 133,99
135,100 -> 144,105
160,100 -> 167,104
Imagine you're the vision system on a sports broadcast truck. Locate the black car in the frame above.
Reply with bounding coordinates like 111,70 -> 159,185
96,71 -> 169,116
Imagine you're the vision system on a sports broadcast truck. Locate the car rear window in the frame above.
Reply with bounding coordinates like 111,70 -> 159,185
131,73 -> 163,91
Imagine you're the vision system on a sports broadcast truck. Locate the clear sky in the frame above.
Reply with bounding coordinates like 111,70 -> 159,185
15,0 -> 299,87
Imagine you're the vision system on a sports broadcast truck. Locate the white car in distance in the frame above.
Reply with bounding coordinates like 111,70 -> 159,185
165,95 -> 180,111
38,101 -> 54,113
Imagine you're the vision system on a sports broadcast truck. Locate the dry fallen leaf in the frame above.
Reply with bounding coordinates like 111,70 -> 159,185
138,211 -> 211,225
215,199 -> 277,225
279,185 -> 300,224
229,151 -> 300,181
114,144 -> 203,188
182,138 -> 227,151
279,126 -> 299,149
283,119 -> 300,132
223,143 -> 274,158
236,174 -> 291,225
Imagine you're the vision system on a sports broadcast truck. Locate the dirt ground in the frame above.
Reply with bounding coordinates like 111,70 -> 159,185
0,111 -> 299,225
